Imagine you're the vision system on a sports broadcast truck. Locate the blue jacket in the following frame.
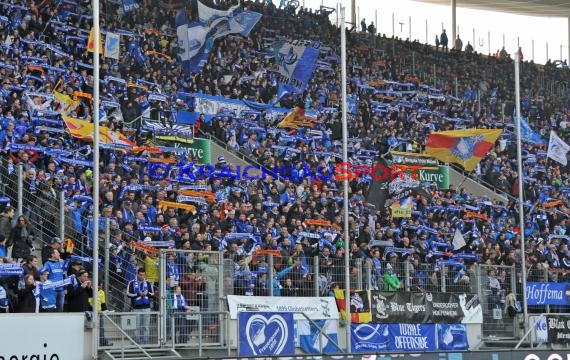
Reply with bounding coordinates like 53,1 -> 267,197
269,266 -> 293,297
44,259 -> 65,290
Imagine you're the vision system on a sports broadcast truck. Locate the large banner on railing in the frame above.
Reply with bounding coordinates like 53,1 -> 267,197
238,312 -> 295,356
336,291 -> 483,324
526,282 -> 570,306
350,323 -> 467,352
192,93 -> 317,121
227,295 -> 339,320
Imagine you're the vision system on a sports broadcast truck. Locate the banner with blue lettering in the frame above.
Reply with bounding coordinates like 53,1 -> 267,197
298,319 -> 340,354
437,324 -> 469,350
526,282 -> 570,306
273,40 -> 320,91
238,312 -> 295,356
387,324 -> 436,352
351,323 -> 389,353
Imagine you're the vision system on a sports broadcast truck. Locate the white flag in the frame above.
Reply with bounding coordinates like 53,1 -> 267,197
547,130 -> 570,166
452,228 -> 466,250
104,32 -> 120,60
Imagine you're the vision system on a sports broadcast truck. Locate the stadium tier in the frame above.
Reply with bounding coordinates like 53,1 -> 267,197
0,0 -> 568,358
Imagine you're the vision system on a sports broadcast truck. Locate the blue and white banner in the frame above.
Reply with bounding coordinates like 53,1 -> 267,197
437,324 -> 469,350
298,319 -> 340,354
273,40 -> 320,90
177,4 -> 261,74
526,282 -> 570,306
104,32 -> 120,60
197,1 -> 262,40
387,324 -> 436,352
238,312 -> 295,356
120,0 -> 139,14
351,323 -> 389,353
192,93 -> 317,120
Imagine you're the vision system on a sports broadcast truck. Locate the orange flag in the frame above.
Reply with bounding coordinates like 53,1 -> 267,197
87,27 -> 103,54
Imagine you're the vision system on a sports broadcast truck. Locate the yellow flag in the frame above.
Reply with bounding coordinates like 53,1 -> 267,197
87,27 -> 103,54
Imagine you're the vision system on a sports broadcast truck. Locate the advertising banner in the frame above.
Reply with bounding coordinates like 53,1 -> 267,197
417,165 -> 450,189
0,314 -> 84,360
391,151 -> 440,167
238,312 -> 295,356
155,137 -> 211,164
546,315 -> 570,345
227,295 -> 339,320
526,282 -> 570,306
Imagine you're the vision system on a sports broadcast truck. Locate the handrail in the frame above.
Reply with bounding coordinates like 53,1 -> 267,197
449,163 -> 516,203
514,313 -> 550,349
102,312 -> 153,358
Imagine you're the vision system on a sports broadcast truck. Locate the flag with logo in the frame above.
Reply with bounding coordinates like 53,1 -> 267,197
298,319 -> 340,354
547,130 -> 570,166
273,39 -> 320,91
87,27 -> 103,53
104,32 -> 120,60
333,289 -> 372,323
63,115 -> 134,148
425,128 -> 502,171
390,196 -> 412,218
277,106 -> 317,129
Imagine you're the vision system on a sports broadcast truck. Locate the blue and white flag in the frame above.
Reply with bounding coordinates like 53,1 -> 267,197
273,40 -> 320,91
120,0 -> 139,14
176,10 -> 212,74
519,116 -> 546,145
177,4 -> 261,74
197,1 -> 261,39
104,32 -> 120,60
547,130 -> 569,166
298,319 -> 340,354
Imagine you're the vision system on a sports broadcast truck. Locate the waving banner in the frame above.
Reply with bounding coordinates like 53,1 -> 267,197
273,39 -> 320,91
177,4 -> 261,74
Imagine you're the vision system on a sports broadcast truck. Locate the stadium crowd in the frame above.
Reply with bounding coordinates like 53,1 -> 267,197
0,0 -> 567,326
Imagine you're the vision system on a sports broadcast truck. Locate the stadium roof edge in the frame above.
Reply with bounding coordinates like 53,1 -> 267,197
412,0 -> 570,18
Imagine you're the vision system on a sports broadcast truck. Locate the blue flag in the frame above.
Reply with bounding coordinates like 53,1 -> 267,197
120,0 -> 139,14
518,116 -> 546,144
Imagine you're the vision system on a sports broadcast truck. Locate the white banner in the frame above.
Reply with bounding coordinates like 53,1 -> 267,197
0,314 -> 85,359
227,295 -> 339,320
547,130 -> 570,166
104,32 -> 120,60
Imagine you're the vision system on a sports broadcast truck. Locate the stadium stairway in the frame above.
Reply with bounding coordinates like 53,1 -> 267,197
448,166 -> 509,203
205,133 -> 255,169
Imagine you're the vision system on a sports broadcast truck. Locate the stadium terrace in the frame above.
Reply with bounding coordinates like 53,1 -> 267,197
147,161 -> 425,182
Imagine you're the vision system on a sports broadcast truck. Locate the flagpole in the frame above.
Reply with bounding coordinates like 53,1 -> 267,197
515,53 -> 529,332
92,0 -> 100,357
340,5 -> 351,353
